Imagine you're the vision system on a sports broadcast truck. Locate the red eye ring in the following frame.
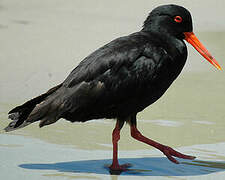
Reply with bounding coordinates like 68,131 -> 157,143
174,16 -> 183,23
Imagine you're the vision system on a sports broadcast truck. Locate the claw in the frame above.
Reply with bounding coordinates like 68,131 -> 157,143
105,163 -> 132,175
162,146 -> 196,164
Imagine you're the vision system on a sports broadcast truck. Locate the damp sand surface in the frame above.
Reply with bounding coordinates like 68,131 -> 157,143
1,0 -> 225,179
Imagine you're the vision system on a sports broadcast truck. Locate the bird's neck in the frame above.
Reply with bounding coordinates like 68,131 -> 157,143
141,30 -> 187,60
140,30 -> 187,76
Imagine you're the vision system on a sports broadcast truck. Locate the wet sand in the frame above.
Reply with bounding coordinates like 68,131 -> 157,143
1,0 -> 225,179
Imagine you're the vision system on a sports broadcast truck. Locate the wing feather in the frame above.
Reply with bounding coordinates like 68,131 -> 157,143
63,34 -> 146,88
61,32 -> 172,119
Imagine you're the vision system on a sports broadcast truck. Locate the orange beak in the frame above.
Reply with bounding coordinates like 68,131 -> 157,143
184,32 -> 222,70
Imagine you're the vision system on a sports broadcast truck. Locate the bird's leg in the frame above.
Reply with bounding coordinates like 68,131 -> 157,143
111,120 -> 121,169
109,119 -> 131,172
129,115 -> 196,164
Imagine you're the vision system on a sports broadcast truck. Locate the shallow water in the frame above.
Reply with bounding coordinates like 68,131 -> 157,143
1,134 -> 225,179
1,0 -> 225,179
1,71 -> 225,151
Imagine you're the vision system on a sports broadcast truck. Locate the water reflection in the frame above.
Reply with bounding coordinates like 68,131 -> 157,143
182,160 -> 225,169
19,157 -> 225,176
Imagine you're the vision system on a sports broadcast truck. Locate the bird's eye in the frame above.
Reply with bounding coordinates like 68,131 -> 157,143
174,16 -> 183,23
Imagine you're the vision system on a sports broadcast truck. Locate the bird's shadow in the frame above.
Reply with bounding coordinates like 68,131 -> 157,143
19,157 -> 225,176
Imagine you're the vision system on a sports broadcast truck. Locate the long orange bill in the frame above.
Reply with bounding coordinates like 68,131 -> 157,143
184,32 -> 222,70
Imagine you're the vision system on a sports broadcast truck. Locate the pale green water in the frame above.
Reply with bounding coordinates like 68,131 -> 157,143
1,71 -> 225,151
1,30 -> 225,150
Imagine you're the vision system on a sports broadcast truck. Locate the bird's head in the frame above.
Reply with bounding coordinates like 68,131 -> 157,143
143,4 -> 221,70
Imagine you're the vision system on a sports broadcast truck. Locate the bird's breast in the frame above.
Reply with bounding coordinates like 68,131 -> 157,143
131,46 -> 187,112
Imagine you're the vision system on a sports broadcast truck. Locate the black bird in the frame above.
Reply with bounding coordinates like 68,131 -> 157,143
5,4 -> 221,172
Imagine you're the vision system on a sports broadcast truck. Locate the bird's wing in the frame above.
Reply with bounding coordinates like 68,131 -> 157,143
96,43 -> 172,103
61,32 -> 172,113
63,34 -> 146,88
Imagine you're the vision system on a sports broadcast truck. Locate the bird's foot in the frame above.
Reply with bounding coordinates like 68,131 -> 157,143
162,145 -> 196,164
106,163 -> 132,175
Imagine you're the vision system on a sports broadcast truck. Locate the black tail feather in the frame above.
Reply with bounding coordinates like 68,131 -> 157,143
5,83 -> 62,132
9,83 -> 62,114
4,118 -> 31,132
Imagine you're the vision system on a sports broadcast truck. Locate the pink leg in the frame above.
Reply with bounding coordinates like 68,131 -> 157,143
109,120 -> 130,172
130,125 -> 196,164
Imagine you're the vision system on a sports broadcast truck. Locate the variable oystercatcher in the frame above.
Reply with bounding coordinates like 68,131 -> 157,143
5,4 -> 221,173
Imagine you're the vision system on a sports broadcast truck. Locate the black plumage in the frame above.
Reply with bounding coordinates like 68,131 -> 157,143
5,4 -> 221,172
62,30 -> 187,122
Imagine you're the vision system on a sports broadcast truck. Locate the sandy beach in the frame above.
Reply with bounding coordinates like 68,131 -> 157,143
1,0 -> 225,179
